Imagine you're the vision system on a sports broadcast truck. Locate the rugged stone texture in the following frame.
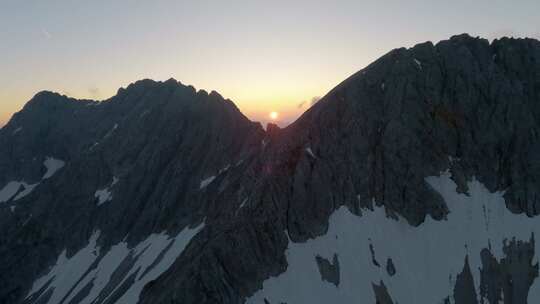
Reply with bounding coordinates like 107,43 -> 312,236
1,34 -> 540,304
479,235 -> 539,304
0,79 -> 265,303
479,248 -> 503,304
372,280 -> 394,304
369,241 -> 381,267
386,258 -> 396,276
139,34 -> 540,304
315,254 -> 340,286
454,256 -> 479,304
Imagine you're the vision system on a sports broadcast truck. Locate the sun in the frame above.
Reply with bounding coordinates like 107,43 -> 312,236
269,111 -> 279,120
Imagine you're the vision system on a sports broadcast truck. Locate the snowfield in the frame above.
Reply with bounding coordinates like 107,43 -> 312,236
248,172 -> 540,303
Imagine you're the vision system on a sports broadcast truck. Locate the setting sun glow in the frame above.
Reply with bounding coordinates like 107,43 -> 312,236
269,111 -> 279,121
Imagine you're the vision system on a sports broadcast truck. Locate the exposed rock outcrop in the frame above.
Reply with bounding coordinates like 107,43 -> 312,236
315,254 -> 340,286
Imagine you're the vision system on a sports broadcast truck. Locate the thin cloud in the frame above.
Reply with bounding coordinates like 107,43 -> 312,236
310,96 -> 321,106
88,87 -> 100,98
297,96 -> 321,110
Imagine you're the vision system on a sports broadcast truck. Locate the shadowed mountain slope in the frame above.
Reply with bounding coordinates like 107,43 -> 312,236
1,34 -> 540,304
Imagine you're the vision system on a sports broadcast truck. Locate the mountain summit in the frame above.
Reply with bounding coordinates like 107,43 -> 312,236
1,34 -> 540,304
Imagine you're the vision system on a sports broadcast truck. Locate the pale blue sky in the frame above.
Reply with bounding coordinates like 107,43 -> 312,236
1,0 -> 539,126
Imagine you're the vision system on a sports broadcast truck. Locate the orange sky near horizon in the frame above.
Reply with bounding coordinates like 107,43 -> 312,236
1,1 -> 538,129
0,71 -> 342,129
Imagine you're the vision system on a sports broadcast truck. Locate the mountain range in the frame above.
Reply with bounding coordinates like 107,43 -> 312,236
1,33 -> 540,304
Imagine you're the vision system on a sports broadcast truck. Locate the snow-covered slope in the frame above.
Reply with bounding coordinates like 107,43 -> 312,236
25,224 -> 204,304
249,172 -> 540,303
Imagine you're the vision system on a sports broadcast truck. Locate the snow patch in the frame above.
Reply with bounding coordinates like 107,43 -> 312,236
14,182 -> 38,201
95,188 -> 112,206
94,177 -> 119,206
448,156 -> 462,164
414,58 -> 422,69
0,181 -> 22,203
1,157 -> 64,203
0,181 -> 38,203
95,178 -> 118,206
238,198 -> 248,211
43,157 -> 65,179
199,165 -> 230,190
104,123 -> 118,139
200,176 -> 216,189
219,164 -> 231,174
306,147 -> 316,158
89,142 -> 99,151
248,172 -> 540,303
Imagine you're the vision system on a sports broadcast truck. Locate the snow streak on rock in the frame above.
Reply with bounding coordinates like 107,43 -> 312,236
200,176 -> 216,190
0,157 -> 65,204
42,157 -> 66,179
26,224 -> 204,304
95,177 -> 119,206
0,181 -> 22,203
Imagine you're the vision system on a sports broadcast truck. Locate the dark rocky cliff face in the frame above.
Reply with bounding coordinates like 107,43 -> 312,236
1,34 -> 540,304
0,79 -> 264,303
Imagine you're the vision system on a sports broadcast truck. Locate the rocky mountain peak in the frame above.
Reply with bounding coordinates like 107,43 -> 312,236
2,34 -> 540,304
